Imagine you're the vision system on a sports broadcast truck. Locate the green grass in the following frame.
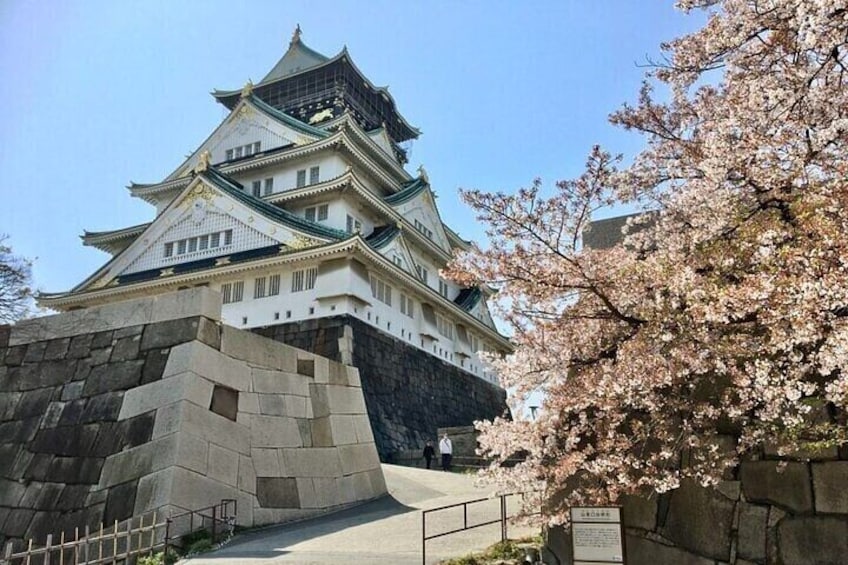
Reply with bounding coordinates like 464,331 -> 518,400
439,538 -> 539,564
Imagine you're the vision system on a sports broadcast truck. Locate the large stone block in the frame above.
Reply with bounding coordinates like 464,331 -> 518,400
163,341 -> 250,391
256,477 -> 300,508
83,360 -> 145,396
220,326 -> 297,373
250,415 -> 302,449
238,455 -> 256,495
777,516 -> 848,565
45,456 -> 103,484
661,479 -> 734,561
119,372 -> 213,421
326,385 -> 367,415
141,317 -> 204,351
252,368 -> 310,396
737,502 -> 768,562
251,448 -> 282,476
9,288 -> 220,346
740,461 -> 812,513
104,480 -> 138,525
207,444 -> 238,487
625,534 -> 717,565
338,443 -> 380,476
153,400 -> 250,455
811,461 -> 848,513
279,447 -> 342,478
98,434 -> 178,488
167,466 -> 241,514
621,494 -> 657,531
80,392 -> 124,422
0,480 -> 27,506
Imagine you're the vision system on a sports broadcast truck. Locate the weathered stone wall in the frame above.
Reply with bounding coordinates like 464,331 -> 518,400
253,316 -> 509,461
546,446 -> 848,564
0,289 -> 384,549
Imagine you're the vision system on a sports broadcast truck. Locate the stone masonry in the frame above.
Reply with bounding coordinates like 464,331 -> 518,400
0,289 -> 384,549
253,316 -> 509,461
546,440 -> 848,565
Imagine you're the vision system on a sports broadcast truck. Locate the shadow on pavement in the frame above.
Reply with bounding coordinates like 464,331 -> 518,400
187,494 -> 416,561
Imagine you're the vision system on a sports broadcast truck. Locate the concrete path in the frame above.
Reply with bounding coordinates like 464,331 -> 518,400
183,464 -> 538,565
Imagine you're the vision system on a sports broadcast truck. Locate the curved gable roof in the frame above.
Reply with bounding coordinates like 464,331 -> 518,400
260,36 -> 330,83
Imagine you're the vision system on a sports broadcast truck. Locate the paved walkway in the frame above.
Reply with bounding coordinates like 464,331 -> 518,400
183,464 -> 537,565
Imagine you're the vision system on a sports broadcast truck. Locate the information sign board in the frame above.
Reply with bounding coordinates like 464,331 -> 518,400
570,506 -> 625,564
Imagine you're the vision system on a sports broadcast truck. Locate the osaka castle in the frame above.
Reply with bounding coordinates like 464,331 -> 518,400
39,28 -> 511,459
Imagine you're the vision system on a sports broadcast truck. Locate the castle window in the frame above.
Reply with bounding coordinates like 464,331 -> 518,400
224,230 -> 233,245
210,233 -> 220,248
221,281 -> 244,303
291,267 -> 317,292
252,180 -> 262,197
310,166 -> 320,184
164,243 -> 173,258
199,235 -> 209,250
437,314 -> 454,340
296,169 -> 307,188
254,277 -> 267,299
416,265 -> 429,284
235,146 -> 243,159
370,276 -> 392,306
439,280 -> 448,298
400,294 -> 414,319
305,204 -> 329,222
413,219 -> 434,240
264,177 -> 274,196
346,214 -> 362,234
225,149 -> 233,161
269,274 -> 281,296
254,141 -> 261,154
392,256 -> 402,268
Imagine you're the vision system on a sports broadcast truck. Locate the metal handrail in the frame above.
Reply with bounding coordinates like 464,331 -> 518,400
421,492 -> 538,565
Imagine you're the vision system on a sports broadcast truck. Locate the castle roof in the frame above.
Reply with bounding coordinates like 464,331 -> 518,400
211,29 -> 420,143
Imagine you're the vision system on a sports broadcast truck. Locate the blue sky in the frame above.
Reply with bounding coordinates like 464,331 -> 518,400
0,1 -> 703,295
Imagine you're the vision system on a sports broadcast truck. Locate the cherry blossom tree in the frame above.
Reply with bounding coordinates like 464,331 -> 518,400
0,235 -> 33,324
447,0 -> 848,524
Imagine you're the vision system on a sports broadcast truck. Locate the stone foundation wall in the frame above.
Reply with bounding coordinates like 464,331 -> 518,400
0,289 -> 384,549
547,450 -> 848,564
253,316 -> 509,461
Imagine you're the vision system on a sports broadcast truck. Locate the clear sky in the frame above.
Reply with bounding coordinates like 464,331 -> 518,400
0,1 -> 703,296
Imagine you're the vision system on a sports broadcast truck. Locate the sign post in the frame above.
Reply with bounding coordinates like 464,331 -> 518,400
570,506 -> 625,564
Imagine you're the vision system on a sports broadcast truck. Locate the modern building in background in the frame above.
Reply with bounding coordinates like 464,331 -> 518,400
40,29 -> 510,458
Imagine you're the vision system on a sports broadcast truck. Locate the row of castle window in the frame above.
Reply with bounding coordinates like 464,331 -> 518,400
221,267 -> 317,304
305,204 -> 329,222
226,142 -> 261,161
251,178 -> 274,197
371,275 -> 415,320
296,166 -> 321,188
164,229 -> 233,258
413,219 -> 433,240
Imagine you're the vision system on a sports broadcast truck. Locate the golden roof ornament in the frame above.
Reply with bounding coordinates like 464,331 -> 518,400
194,150 -> 211,174
240,79 -> 254,98
417,165 -> 429,184
290,24 -> 302,46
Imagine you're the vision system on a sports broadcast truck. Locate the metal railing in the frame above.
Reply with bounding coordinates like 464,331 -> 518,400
421,492 -> 539,565
164,499 -> 237,556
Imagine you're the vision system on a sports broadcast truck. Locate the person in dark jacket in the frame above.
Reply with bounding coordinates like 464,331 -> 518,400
423,440 -> 435,469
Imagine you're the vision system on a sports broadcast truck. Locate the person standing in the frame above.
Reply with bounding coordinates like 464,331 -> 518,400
423,440 -> 435,469
439,433 -> 453,471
